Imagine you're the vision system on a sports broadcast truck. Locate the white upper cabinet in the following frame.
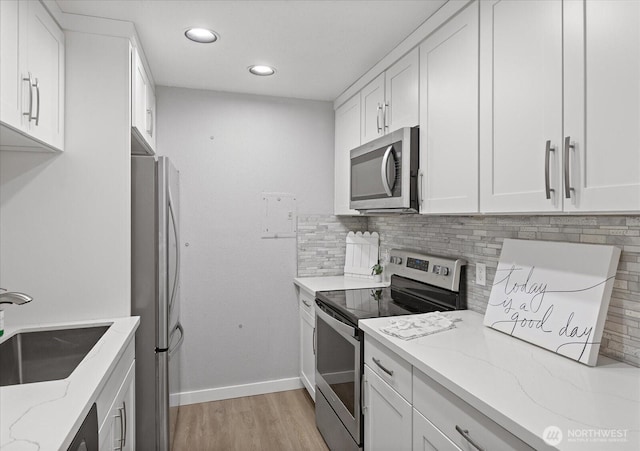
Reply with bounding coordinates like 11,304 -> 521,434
334,93 -> 361,215
563,0 -> 640,212
131,47 -> 156,155
360,73 -> 385,145
419,1 -> 479,214
0,0 -> 64,152
1,0 -> 22,132
480,0 -> 640,214
479,0 -> 563,213
361,49 -> 419,145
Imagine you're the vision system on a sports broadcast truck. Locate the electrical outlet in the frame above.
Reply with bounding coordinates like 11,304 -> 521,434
476,263 -> 486,286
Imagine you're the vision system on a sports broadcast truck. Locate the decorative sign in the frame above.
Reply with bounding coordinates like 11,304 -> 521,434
344,231 -> 379,278
483,239 -> 621,366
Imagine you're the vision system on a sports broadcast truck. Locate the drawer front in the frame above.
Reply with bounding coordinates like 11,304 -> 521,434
299,290 -> 315,316
364,335 -> 412,401
413,369 -> 534,451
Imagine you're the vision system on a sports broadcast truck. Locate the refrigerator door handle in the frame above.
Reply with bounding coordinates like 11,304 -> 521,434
168,322 -> 184,357
168,190 -> 180,314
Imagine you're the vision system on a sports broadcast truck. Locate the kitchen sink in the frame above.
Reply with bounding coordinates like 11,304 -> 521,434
0,325 -> 110,387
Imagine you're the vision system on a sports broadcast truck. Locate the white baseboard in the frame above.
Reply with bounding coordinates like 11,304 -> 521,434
171,376 -> 304,406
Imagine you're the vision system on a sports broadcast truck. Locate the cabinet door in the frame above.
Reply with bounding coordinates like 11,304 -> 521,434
133,51 -> 148,136
0,0 -> 23,130
479,0 -> 563,213
413,408 -> 461,451
364,365 -> 412,451
334,93 -> 361,215
24,0 -> 64,149
147,86 -> 157,150
360,73 -> 385,144
564,0 -> 640,212
121,366 -> 136,451
299,305 -> 316,401
100,361 -> 136,451
132,49 -> 155,152
385,48 -> 419,133
419,1 -> 478,214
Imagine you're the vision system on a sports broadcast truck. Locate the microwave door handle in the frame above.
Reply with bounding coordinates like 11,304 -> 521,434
380,145 -> 394,197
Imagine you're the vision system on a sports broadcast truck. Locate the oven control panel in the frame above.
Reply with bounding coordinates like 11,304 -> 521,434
406,257 -> 429,272
386,249 -> 466,292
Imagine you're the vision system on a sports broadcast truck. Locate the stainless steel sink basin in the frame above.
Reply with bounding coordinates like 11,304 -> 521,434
0,325 -> 109,387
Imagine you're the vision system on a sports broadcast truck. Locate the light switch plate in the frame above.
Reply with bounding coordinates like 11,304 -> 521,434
476,263 -> 486,286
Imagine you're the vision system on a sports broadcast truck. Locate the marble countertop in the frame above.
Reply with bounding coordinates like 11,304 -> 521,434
360,311 -> 640,451
294,275 -> 389,294
0,316 -> 139,451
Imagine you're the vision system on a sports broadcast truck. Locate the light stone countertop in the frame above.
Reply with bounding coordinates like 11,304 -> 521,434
294,275 -> 389,294
0,316 -> 140,451
360,310 -> 640,451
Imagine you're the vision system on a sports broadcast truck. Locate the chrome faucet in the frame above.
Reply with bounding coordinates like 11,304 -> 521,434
0,289 -> 33,305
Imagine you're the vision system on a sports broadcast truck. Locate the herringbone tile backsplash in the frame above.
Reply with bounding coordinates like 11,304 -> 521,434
297,214 -> 640,367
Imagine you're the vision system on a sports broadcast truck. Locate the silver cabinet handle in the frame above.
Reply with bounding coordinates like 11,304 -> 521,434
564,136 -> 575,198
455,425 -> 485,451
383,101 -> 389,130
22,73 -> 34,122
376,103 -> 382,133
302,299 -> 312,308
34,78 -> 40,126
114,407 -> 124,451
418,170 -> 424,207
312,326 -> 316,355
544,140 -> 555,200
146,108 -> 153,136
372,357 -> 394,376
380,145 -> 395,197
122,401 -> 127,447
362,374 -> 369,413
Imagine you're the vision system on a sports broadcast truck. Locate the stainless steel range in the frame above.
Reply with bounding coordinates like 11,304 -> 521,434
314,249 -> 466,451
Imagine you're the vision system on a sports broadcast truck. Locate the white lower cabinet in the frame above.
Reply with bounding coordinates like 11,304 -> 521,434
298,288 -> 316,400
96,341 -> 136,451
413,408 -> 460,451
100,362 -> 135,451
363,365 -> 412,451
413,368 -> 533,451
363,335 -> 534,451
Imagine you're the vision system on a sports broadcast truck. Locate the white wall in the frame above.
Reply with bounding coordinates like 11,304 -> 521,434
0,32 -> 131,326
156,87 -> 334,397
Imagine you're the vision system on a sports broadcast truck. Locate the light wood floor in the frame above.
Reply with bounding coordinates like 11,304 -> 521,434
172,389 -> 330,451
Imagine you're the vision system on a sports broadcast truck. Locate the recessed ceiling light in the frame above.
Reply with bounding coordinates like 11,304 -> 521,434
184,28 -> 219,44
249,65 -> 276,76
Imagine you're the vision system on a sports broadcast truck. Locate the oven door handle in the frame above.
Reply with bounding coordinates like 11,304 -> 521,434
315,302 -> 359,344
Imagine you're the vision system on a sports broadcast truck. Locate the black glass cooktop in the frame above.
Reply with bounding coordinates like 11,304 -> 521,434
316,287 -> 439,326
315,275 -> 464,326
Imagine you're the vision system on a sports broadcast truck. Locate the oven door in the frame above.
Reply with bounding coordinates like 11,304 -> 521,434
315,300 -> 362,446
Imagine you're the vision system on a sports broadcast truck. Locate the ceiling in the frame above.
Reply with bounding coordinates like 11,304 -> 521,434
55,0 -> 447,101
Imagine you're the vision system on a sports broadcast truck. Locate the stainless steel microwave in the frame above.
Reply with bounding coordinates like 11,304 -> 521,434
350,126 -> 419,213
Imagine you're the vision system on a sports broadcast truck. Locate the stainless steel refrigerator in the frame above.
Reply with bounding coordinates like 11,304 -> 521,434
131,155 -> 183,451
